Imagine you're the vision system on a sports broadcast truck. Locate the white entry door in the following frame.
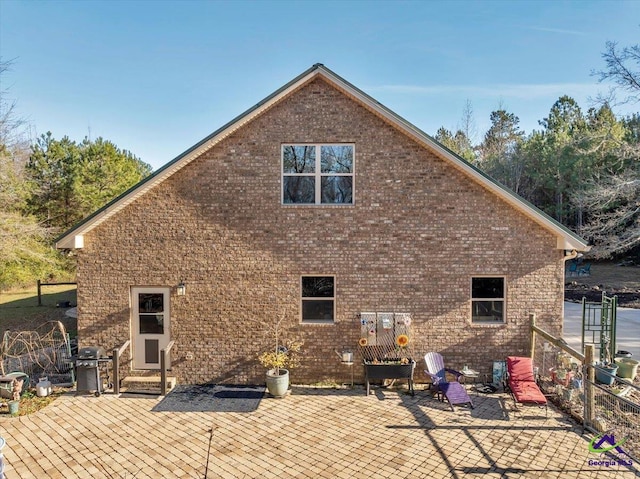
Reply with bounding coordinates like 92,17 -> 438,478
132,287 -> 171,370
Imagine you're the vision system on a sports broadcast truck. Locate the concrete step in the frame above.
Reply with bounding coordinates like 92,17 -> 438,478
121,376 -> 176,395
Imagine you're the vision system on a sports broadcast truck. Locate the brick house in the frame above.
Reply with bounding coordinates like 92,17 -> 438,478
56,64 -> 588,386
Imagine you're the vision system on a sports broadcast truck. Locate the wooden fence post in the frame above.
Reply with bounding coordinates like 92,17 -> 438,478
161,349 -> 167,396
530,313 -> 537,359
113,348 -> 120,395
584,344 -> 595,427
37,280 -> 42,306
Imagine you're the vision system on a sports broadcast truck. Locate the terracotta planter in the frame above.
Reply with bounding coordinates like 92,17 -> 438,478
265,369 -> 289,398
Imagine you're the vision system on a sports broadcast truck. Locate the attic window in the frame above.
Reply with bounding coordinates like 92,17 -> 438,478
282,144 -> 353,205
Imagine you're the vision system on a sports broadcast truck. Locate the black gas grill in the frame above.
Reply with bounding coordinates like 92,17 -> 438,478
74,346 -> 111,396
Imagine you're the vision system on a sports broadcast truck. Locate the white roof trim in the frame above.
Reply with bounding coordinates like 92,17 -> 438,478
56,65 -> 588,251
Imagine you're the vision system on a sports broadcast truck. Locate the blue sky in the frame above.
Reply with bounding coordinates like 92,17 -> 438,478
1,0 -> 639,170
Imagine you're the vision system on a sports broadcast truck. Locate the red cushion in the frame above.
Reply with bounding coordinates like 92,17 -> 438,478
509,379 -> 547,405
507,356 -> 536,382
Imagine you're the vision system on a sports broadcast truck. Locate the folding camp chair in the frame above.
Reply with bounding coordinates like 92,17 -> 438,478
424,352 -> 473,411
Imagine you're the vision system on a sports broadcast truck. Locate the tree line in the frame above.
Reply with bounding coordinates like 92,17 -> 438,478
436,99 -> 639,258
0,61 -> 152,288
1,39 -> 638,289
436,40 -> 640,260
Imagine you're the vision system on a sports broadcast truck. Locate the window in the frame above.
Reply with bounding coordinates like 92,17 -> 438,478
282,145 -> 353,204
471,277 -> 505,323
138,293 -> 165,334
301,276 -> 335,322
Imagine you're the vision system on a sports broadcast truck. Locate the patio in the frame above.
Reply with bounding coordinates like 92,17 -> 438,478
1,385 -> 637,478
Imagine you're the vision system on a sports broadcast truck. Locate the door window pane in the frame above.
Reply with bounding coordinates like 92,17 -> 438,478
140,314 -> 164,334
139,293 -> 163,313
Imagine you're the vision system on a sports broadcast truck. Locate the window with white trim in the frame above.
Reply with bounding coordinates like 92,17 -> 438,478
301,276 -> 335,323
471,277 -> 505,323
282,145 -> 353,204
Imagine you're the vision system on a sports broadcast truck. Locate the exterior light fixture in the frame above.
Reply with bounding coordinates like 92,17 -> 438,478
176,281 -> 186,296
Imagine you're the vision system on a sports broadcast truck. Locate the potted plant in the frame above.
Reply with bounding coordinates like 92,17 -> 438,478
595,335 -> 619,385
614,357 -> 639,380
257,313 -> 303,398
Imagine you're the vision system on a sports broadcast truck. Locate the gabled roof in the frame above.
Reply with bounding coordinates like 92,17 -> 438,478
56,64 -> 589,251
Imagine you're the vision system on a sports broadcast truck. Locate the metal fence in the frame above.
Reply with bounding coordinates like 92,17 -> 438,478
530,316 -> 639,463
1,321 -> 74,386
583,366 -> 640,462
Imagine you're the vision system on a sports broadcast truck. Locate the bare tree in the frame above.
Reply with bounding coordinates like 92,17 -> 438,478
576,168 -> 640,258
593,40 -> 640,105
458,99 -> 478,146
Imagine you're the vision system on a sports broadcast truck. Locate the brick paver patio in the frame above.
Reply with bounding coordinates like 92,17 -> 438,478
1,385 -> 638,478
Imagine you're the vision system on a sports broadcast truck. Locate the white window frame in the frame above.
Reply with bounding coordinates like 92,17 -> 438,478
471,276 -> 506,324
301,275 -> 336,323
281,144 -> 354,205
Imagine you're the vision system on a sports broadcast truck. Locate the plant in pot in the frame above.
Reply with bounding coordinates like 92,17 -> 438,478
257,313 -> 303,398
595,335 -> 618,386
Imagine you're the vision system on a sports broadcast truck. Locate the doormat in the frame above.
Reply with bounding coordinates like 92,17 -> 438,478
152,384 -> 265,413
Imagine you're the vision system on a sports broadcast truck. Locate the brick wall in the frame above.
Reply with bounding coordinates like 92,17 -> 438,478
76,77 -> 565,385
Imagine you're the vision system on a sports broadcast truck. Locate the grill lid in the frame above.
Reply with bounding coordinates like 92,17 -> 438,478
77,346 -> 106,359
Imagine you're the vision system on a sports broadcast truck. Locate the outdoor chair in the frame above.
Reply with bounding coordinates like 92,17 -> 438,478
505,356 -> 547,417
578,263 -> 591,276
567,261 -> 578,277
423,352 -> 473,411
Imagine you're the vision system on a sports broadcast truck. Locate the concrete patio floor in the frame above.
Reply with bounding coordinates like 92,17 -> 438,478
1,385 -> 638,478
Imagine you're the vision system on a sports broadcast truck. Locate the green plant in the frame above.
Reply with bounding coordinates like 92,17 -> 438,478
258,340 -> 303,374
1,387 -> 66,416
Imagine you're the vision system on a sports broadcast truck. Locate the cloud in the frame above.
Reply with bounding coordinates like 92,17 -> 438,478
368,83 -> 603,100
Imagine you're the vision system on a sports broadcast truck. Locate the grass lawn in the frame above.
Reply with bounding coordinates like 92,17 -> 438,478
1,284 -> 77,416
0,284 -> 77,335
566,260 -> 640,291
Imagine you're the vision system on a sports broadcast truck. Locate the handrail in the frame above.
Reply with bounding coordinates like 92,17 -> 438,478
160,340 -> 175,396
530,313 -> 585,362
112,340 -> 131,395
116,340 -> 131,358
